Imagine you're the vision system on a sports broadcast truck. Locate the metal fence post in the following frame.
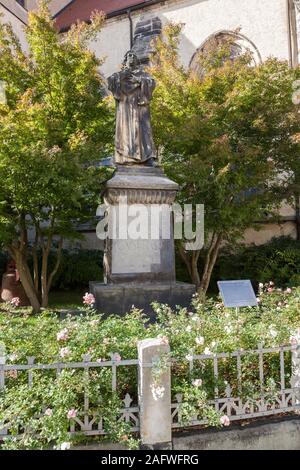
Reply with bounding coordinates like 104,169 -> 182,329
0,344 -> 7,436
137,337 -> 172,450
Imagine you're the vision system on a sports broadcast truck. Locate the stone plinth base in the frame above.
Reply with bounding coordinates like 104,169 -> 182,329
89,281 -> 195,319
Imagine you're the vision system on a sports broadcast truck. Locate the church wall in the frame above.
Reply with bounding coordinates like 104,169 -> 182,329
90,0 -> 289,78
0,4 -> 28,52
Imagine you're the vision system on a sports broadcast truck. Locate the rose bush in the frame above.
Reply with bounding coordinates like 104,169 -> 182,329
0,283 -> 299,449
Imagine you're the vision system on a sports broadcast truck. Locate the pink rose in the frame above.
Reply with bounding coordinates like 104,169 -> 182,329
57,328 -> 69,342
286,288 -> 292,294
7,369 -> 18,379
59,347 -> 70,358
67,409 -> 77,419
159,336 -> 169,345
113,353 -> 121,362
267,288 -> 273,293
220,415 -> 230,426
10,297 -> 20,307
83,293 -> 95,306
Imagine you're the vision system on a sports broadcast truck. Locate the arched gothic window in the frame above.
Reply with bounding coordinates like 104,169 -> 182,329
190,31 -> 261,77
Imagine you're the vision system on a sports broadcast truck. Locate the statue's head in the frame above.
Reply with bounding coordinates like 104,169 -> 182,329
123,51 -> 139,69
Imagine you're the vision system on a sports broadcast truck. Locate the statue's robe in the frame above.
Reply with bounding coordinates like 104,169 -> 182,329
108,68 -> 156,164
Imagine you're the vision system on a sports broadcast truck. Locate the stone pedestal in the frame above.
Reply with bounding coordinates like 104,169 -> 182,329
90,166 -> 195,316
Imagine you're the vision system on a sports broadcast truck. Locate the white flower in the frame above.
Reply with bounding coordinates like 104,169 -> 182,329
60,442 -> 71,450
269,328 -> 278,338
192,378 -> 202,387
224,325 -> 232,334
191,316 -> 199,322
196,336 -> 204,346
185,353 -> 193,361
150,383 -> 165,401
186,325 -> 192,333
211,341 -> 216,348
8,353 -> 18,362
44,408 -> 53,417
204,347 -> 212,355
259,283 -> 264,289
290,335 -> 298,345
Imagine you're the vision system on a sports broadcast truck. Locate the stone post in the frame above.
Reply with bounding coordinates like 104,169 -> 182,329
0,343 -> 6,391
291,339 -> 300,404
138,337 -> 172,449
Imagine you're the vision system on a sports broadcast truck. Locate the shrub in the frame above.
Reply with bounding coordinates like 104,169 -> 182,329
176,237 -> 300,292
0,249 -> 103,292
47,249 -> 103,290
0,284 -> 299,449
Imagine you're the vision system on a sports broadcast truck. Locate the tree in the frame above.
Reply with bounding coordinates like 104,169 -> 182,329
150,24 -> 300,295
0,2 -> 113,311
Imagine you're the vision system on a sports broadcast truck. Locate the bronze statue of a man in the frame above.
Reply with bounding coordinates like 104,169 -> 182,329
107,51 -> 156,165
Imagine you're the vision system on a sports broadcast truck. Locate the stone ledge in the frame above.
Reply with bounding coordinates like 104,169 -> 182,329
173,415 -> 300,450
89,281 -> 196,319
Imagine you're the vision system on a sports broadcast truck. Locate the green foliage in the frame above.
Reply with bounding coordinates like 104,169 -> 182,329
0,286 -> 299,448
32,249 -> 103,290
0,2 -> 114,309
0,248 -> 102,290
214,237 -> 300,290
150,24 -> 300,290
0,250 -> 8,278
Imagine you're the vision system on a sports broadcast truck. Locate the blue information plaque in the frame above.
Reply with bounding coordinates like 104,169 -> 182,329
217,280 -> 258,308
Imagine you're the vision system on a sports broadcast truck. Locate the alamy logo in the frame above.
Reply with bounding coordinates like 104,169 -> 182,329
96,198 -> 204,251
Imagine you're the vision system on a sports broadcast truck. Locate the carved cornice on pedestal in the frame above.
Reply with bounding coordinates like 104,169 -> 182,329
105,166 -> 179,205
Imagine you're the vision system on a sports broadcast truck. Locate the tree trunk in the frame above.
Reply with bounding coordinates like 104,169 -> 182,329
178,242 -> 201,287
13,250 -> 41,313
190,250 -> 201,287
32,224 -> 39,293
199,233 -> 223,296
41,236 -> 63,308
41,246 -> 50,309
295,193 -> 300,241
